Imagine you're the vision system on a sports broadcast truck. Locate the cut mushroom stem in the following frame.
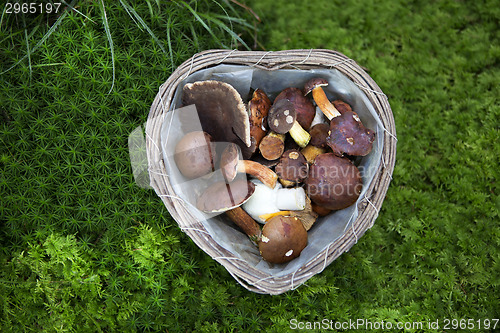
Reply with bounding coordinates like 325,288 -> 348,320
301,145 -> 326,164
289,121 -> 311,148
236,160 -> 278,189
304,78 -> 341,120
259,131 -> 285,160
225,207 -> 262,245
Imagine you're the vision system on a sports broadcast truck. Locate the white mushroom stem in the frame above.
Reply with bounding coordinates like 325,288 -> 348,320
312,87 -> 341,120
242,180 -> 306,224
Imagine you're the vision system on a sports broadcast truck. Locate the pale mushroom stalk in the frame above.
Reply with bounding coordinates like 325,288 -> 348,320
304,78 -> 341,121
288,121 -> 311,148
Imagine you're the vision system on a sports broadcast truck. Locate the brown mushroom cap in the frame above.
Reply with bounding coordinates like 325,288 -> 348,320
275,87 -> 315,130
220,143 -> 240,181
275,149 -> 309,183
259,215 -> 308,264
305,153 -> 362,210
326,110 -> 375,156
309,123 -> 330,148
332,100 -> 353,114
197,179 -> 255,213
304,77 -> 329,96
267,99 -> 296,134
182,80 -> 251,156
174,131 -> 216,179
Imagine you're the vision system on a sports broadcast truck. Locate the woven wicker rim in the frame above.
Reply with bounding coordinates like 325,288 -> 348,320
146,49 -> 397,295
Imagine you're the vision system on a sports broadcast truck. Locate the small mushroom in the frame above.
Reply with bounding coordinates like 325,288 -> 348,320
309,123 -> 330,148
305,153 -> 362,210
304,78 -> 341,121
248,89 -> 272,155
267,99 -> 311,148
182,80 -> 252,158
326,110 -> 375,156
197,179 -> 255,213
174,131 -> 216,179
275,149 -> 309,186
259,131 -> 286,161
220,143 -> 278,189
259,215 -> 308,264
274,87 -> 316,130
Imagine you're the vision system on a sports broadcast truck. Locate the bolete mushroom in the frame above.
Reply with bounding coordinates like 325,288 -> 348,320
259,215 -> 308,264
305,153 -> 363,210
304,78 -> 341,121
274,87 -> 316,130
220,143 -> 278,189
301,123 -> 330,164
182,80 -> 252,158
275,149 -> 309,187
174,131 -> 216,179
248,89 -> 272,155
267,99 -> 311,148
196,179 -> 255,213
326,110 -> 376,156
225,207 -> 262,245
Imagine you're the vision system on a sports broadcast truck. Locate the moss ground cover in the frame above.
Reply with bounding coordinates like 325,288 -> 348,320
1,0 -> 499,332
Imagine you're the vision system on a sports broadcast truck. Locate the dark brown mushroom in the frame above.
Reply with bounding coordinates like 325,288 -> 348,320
259,131 -> 285,161
259,215 -> 308,264
305,153 -> 362,210
304,78 -> 341,121
182,80 -> 252,158
267,99 -> 310,148
174,131 -> 216,179
248,89 -> 271,155
220,143 -> 278,189
326,110 -> 375,156
275,149 -> 309,186
197,179 -> 255,213
309,123 -> 330,148
275,87 -> 316,130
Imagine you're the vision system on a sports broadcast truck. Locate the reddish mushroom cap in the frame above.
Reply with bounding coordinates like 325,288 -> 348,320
275,87 -> 316,130
304,77 -> 329,95
305,153 -> 362,210
326,110 -> 375,156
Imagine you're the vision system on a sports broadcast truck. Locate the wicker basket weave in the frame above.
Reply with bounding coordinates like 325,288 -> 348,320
146,49 -> 396,295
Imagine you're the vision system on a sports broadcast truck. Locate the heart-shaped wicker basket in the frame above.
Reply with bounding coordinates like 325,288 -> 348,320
146,49 -> 396,295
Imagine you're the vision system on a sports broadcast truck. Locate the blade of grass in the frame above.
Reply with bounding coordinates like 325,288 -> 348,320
119,0 -> 166,54
0,0 -> 78,75
166,15 -> 174,70
198,12 -> 250,50
22,16 -> 32,82
99,0 -> 115,93
61,0 -> 96,24
177,1 -> 226,48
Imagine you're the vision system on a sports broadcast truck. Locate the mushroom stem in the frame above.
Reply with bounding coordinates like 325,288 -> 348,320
312,87 -> 341,120
259,131 -> 285,160
225,207 -> 262,244
237,160 -> 278,189
288,121 -> 311,148
301,145 -> 326,164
